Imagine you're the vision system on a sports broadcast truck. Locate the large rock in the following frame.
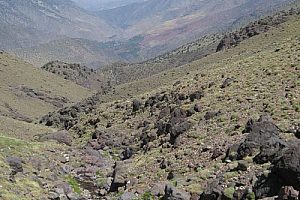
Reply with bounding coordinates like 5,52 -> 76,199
189,90 -> 204,102
236,115 -> 287,163
200,180 -> 223,200
132,99 -> 142,112
110,161 -> 131,192
6,156 -> 23,173
273,141 -> 300,190
163,185 -> 191,200
39,130 -> 72,146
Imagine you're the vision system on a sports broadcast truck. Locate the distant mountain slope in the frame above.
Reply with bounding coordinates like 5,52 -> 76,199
0,51 -> 92,122
100,33 -> 223,85
98,0 -> 296,59
72,0 -> 144,11
10,36 -> 144,68
0,0 -> 115,49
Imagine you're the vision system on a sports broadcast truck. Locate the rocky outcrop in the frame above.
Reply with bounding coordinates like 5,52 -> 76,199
42,61 -> 106,90
225,115 -> 287,163
18,86 -> 69,108
163,185 -> 191,200
273,141 -> 300,190
109,161 -> 131,192
40,92 -> 103,130
217,8 -> 300,52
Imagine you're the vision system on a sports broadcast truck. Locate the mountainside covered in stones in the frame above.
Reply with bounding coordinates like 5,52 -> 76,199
41,61 -> 110,90
0,5 -> 299,200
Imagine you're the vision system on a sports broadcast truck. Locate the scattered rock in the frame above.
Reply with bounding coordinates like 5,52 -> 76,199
150,182 -> 167,196
237,115 -> 287,163
194,104 -> 202,112
211,148 -> 224,159
160,159 -> 170,169
237,160 -> 249,171
120,147 -> 133,160
200,180 -> 222,200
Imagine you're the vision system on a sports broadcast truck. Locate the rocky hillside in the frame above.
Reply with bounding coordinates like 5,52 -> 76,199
0,4 -> 300,200
100,33 -> 222,85
0,51 -> 92,137
41,61 -> 109,90
28,10 -> 299,200
217,7 -> 300,51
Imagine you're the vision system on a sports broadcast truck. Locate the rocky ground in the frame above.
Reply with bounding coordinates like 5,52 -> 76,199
0,6 -> 300,200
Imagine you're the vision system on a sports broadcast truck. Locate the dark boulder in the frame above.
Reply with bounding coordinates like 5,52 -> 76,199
132,99 -> 142,112
254,172 -> 284,198
237,115 -> 287,163
200,180 -> 222,200
189,91 -> 204,102
6,156 -> 23,173
204,111 -> 221,120
169,121 -> 192,145
120,147 -> 133,160
273,141 -> 300,190
254,140 -> 300,198
163,185 -> 191,200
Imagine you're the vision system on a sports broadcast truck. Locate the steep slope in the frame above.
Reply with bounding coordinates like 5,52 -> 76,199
0,5 -> 299,200
0,51 -> 92,123
37,11 -> 300,199
0,0 -> 115,50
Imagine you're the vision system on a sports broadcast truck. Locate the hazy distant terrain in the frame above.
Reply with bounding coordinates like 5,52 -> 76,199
0,0 -> 118,49
0,0 -> 296,67
72,0 -> 144,11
